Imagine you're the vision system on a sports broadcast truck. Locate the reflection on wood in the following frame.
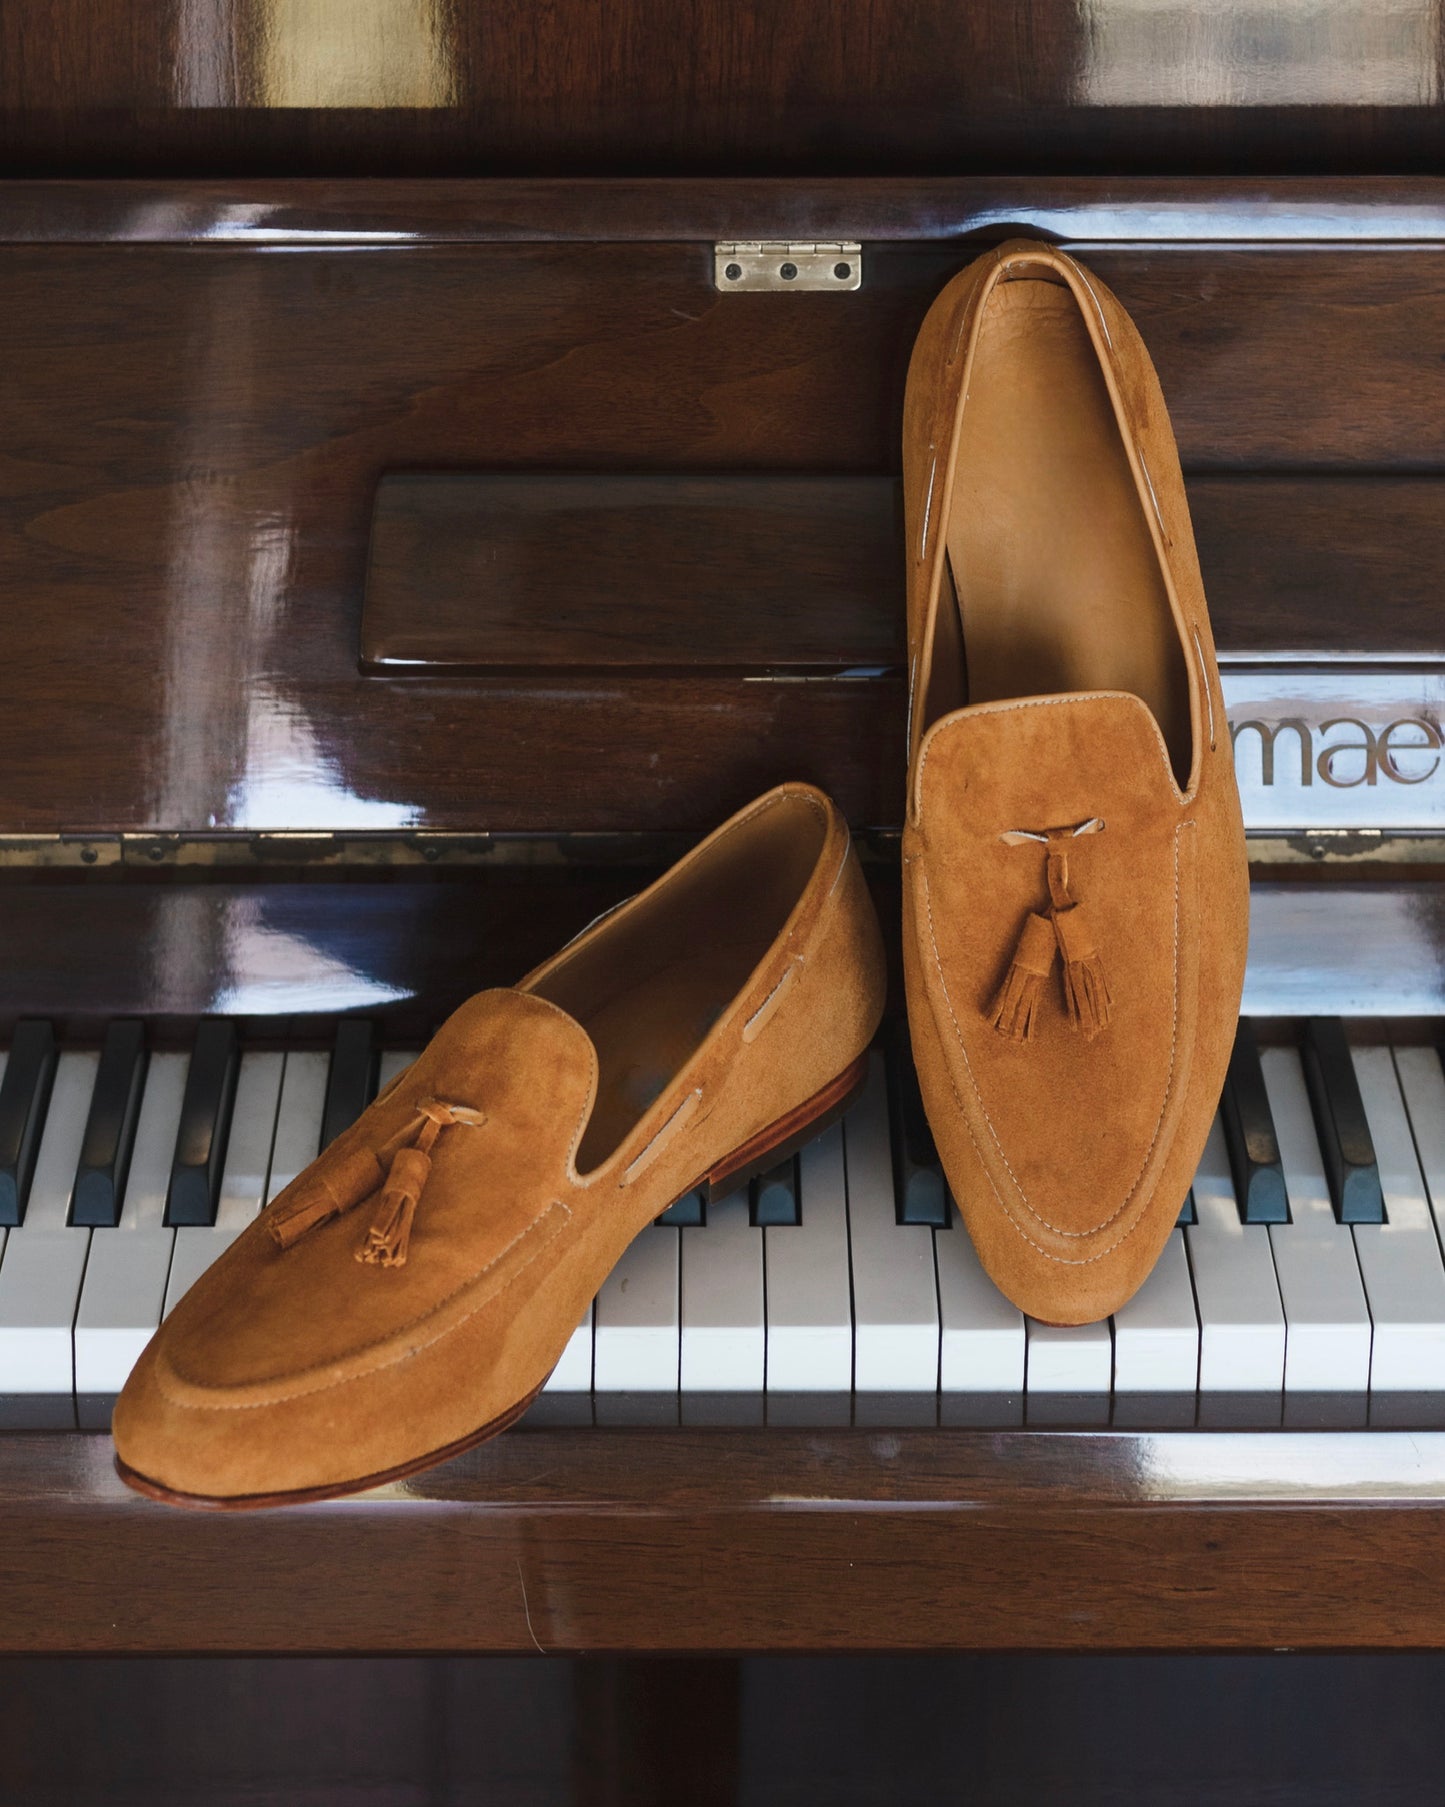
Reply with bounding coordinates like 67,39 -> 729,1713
5,207 -> 1445,835
1080,0 -> 1440,108
3,0 -> 1445,176
0,879 -> 1434,1028
8,1424 -> 1445,1651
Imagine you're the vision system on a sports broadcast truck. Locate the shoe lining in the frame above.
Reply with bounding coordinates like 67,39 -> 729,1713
940,274 -> 1191,786
527,795 -> 827,1173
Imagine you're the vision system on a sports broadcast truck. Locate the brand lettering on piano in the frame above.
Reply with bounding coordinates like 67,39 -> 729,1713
1229,715 -> 1443,789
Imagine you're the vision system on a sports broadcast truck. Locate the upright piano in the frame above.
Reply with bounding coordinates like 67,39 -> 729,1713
5,2 -> 1445,1663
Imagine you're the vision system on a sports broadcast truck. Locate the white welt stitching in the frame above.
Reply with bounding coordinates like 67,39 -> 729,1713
918,821 -> 1189,1252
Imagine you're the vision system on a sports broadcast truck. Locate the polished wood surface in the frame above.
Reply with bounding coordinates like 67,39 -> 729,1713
6,1424 -> 1445,1652
363,471 -> 1445,675
362,475 -> 902,673
3,0 -> 1444,178
11,176 -> 1445,244
0,878 -> 1437,1032
5,182 -> 1445,838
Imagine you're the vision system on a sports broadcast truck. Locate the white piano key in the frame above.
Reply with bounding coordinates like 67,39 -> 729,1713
217,1051 -> 287,1229
935,1204 -> 1025,1393
1262,1046 -> 1372,1393
0,1051 -> 98,1393
544,1302 -> 594,1393
680,1189 -> 765,1392
166,1049 -> 287,1316
764,1123 -> 853,1393
1025,1315 -> 1112,1393
1346,1047 -> 1445,1391
1186,1115 -> 1286,1391
1112,1229 -> 1199,1391
74,1051 -> 188,1394
264,1051 -> 330,1202
1395,1046 -> 1445,1253
846,1054 -> 939,1392
594,1224 -> 680,1392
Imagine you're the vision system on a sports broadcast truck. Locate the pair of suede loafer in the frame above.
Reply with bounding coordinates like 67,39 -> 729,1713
115,242 -> 1247,1507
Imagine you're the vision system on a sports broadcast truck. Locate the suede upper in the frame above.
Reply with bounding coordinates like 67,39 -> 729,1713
901,240 -> 1249,1325
114,783 -> 886,1504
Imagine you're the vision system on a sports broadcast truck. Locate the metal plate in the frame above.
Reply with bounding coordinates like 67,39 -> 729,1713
1224,667 -> 1445,834
713,241 -> 862,292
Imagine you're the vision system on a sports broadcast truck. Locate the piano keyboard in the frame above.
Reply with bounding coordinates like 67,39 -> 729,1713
3,1018 -> 1445,1431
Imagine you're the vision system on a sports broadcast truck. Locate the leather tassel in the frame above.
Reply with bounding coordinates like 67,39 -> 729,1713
267,1099 -> 486,1262
988,911 -> 1058,1042
358,1145 -> 431,1268
267,1145 -> 385,1250
356,1101 -> 486,1269
1053,904 -> 1113,1040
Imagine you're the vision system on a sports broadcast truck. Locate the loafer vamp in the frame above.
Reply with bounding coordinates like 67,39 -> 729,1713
911,691 -> 1197,1251
156,989 -> 596,1402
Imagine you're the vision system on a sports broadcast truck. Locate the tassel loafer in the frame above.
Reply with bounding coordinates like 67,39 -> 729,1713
113,784 -> 885,1507
900,240 -> 1249,1326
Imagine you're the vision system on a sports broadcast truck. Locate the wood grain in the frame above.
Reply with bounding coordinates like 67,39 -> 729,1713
361,474 -> 903,672
362,470 -> 1445,673
6,1426 -> 1445,1652
4,218 -> 1445,836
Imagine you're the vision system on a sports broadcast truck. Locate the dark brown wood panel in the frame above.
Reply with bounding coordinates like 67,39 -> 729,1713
6,176 -> 1445,246
0,874 -> 646,1038
4,228 -> 1445,836
4,0 -> 1444,178
361,471 -> 1445,674
5,1426 -> 1445,1652
0,878 -> 1433,1028
361,474 -> 903,672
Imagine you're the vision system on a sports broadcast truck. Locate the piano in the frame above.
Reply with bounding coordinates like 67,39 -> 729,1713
6,0 -> 1445,1718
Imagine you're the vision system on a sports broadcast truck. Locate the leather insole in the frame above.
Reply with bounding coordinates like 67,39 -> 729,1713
945,276 -> 1190,785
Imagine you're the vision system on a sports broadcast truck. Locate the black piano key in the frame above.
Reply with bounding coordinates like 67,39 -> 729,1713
0,1020 -> 57,1227
750,1154 -> 800,1227
1302,1016 -> 1385,1225
70,1019 -> 148,1227
1220,1022 -> 1289,1224
165,1018 -> 240,1227
320,1019 -> 377,1151
888,1028 -> 950,1228
656,1189 -> 706,1228
1175,1189 -> 1197,1228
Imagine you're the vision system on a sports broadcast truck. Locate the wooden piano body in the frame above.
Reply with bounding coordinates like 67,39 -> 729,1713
6,1 -> 1445,1664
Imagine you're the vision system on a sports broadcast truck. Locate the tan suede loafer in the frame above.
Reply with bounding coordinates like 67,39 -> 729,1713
114,784 -> 885,1507
901,240 -> 1248,1326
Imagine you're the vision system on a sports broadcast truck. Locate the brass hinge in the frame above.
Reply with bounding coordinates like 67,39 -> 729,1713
713,241 -> 862,293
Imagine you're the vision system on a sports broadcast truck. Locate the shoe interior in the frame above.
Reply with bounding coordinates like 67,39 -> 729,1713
930,269 -> 1192,787
527,793 -> 829,1174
